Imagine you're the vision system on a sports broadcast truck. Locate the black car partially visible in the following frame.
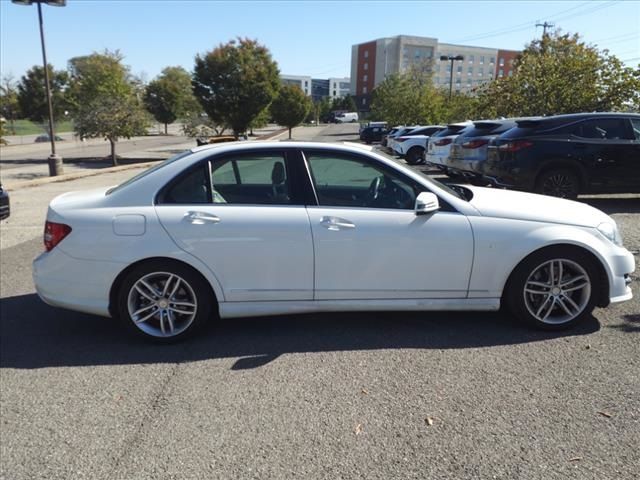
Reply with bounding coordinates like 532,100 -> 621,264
483,112 -> 640,198
0,184 -> 9,221
360,125 -> 388,144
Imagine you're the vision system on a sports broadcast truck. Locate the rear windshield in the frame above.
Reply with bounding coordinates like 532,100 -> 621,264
106,150 -> 192,195
433,125 -> 470,137
463,122 -> 515,137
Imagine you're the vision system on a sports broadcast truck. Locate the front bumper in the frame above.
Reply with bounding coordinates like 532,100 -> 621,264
607,248 -> 635,304
33,247 -> 125,317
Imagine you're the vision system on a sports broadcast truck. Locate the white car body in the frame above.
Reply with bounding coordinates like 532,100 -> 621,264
425,122 -> 473,169
387,126 -> 421,153
335,112 -> 358,123
33,142 -> 634,337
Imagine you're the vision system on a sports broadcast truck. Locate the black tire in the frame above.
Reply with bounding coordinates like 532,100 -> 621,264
116,259 -> 214,343
504,246 -> 600,330
535,168 -> 580,199
405,147 -> 425,165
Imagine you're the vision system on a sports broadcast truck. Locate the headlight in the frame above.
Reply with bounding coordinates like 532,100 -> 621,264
597,222 -> 623,246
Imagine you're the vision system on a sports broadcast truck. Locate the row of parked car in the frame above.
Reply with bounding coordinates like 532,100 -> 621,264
367,112 -> 640,199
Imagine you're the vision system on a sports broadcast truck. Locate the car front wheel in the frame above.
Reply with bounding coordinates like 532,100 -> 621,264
117,260 -> 213,342
505,247 -> 599,330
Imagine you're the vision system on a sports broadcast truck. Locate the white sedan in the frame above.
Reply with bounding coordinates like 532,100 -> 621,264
33,142 -> 635,342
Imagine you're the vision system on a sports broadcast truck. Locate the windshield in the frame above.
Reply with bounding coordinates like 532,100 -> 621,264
374,149 -> 468,201
106,150 -> 192,195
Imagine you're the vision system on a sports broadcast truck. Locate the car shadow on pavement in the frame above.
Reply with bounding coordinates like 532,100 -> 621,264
581,197 -> 640,214
0,293 -> 600,370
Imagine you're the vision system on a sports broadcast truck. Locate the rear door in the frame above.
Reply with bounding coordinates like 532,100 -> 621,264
155,149 -> 314,302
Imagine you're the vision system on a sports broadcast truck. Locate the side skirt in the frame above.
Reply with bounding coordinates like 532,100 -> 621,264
218,298 -> 500,319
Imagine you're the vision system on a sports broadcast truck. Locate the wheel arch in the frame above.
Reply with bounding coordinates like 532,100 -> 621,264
534,159 -> 588,191
501,242 -> 610,309
108,256 -> 222,318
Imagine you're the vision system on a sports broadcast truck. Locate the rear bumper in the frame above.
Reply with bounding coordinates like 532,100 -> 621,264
32,247 -> 125,317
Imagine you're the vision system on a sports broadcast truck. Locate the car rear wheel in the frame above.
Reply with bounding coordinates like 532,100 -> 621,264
117,260 -> 213,343
535,168 -> 580,199
504,247 -> 599,330
405,147 -> 425,165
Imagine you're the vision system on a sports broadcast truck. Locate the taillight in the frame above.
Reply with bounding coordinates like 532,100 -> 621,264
44,221 -> 72,252
434,138 -> 452,146
462,139 -> 489,149
498,140 -> 534,152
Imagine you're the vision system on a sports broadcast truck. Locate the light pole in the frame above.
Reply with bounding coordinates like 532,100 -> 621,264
12,0 -> 66,176
439,54 -> 464,101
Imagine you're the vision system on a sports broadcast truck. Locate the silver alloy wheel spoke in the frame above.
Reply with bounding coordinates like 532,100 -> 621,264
523,258 -> 591,325
127,271 -> 198,338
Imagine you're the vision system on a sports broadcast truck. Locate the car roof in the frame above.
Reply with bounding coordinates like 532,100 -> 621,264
516,112 -> 640,128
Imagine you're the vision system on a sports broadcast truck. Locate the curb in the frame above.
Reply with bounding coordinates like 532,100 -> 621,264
4,161 -> 156,191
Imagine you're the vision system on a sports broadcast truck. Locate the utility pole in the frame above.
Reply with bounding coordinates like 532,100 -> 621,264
536,21 -> 555,37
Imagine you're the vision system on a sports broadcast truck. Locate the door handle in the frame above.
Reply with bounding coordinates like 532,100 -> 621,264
320,216 -> 355,231
185,211 -> 220,224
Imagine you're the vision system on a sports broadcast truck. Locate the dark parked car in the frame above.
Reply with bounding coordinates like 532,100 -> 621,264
0,184 -> 10,221
482,113 -> 640,198
360,125 -> 388,144
34,134 -> 64,143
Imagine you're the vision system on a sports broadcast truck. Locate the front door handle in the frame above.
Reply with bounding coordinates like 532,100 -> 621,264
185,211 -> 220,224
320,216 -> 355,231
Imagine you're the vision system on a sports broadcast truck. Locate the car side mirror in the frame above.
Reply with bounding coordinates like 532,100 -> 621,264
415,192 -> 440,215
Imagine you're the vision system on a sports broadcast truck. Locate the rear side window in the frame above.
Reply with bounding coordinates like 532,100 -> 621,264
160,164 -> 209,204
577,118 -> 632,140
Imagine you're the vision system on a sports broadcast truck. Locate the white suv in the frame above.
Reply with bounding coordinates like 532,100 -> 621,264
392,126 -> 445,164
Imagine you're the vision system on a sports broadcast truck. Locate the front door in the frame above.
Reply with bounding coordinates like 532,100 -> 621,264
303,149 -> 474,300
155,150 -> 314,302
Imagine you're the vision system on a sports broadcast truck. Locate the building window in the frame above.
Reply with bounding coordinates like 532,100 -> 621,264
363,74 -> 368,82
468,55 -> 474,63
480,56 -> 485,64
499,57 -> 505,66
508,70 -> 513,76
457,65 -> 462,72
364,50 -> 369,58
304,81 -> 308,87
489,57 -> 495,64
467,66 -> 473,75
362,98 -> 367,105
363,86 -> 367,94
364,62 -> 368,71
466,82 -> 471,87
333,83 -> 337,88
333,90 -> 337,96
498,69 -> 504,77
478,68 -> 484,76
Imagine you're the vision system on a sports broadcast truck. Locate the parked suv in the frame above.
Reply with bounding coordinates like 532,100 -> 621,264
446,119 -> 519,183
424,122 -> 473,175
392,125 -> 444,164
483,113 -> 640,198
360,125 -> 388,144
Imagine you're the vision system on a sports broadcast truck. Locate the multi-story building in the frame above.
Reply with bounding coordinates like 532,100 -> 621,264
281,75 -> 351,102
350,35 -> 520,110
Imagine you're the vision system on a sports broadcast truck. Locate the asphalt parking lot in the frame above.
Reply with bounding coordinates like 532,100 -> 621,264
1,123 -> 639,479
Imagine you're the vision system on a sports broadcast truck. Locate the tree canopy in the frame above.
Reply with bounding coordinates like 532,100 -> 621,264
192,38 -> 280,137
16,65 -> 68,124
67,51 -> 149,165
476,31 -> 640,117
270,84 -> 311,138
144,66 -> 199,134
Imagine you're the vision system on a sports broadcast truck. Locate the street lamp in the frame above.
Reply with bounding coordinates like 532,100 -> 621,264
12,0 -> 66,176
439,54 -> 464,101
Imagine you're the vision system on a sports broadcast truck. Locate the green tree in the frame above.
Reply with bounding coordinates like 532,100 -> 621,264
16,65 -> 68,124
67,51 -> 149,166
0,75 -> 22,135
193,38 -> 280,137
144,66 -> 199,134
331,94 -> 357,112
248,107 -> 270,135
476,31 -> 640,116
270,84 -> 311,139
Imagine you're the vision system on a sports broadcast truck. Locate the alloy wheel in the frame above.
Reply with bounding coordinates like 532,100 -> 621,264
523,259 -> 591,325
127,272 -> 198,338
541,173 -> 577,198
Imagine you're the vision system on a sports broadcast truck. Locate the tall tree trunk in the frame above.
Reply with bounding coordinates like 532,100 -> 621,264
109,138 -> 118,166
288,127 -> 292,139
164,123 -> 168,135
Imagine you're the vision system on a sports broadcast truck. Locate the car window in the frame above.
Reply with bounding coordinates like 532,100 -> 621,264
210,153 -> 292,205
161,164 -> 210,204
305,152 -> 416,210
577,118 -> 631,140
631,119 -> 640,141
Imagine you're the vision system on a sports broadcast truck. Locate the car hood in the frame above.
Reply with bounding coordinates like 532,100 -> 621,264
464,186 -> 610,227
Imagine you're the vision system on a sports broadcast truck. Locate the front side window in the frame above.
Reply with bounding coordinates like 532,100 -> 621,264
631,118 -> 640,140
305,152 -> 417,210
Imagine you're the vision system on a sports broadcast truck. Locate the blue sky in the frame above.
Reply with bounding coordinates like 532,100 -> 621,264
1,0 -> 638,82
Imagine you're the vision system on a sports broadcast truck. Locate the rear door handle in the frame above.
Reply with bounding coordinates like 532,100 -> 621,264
320,216 -> 355,231
185,211 -> 220,224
